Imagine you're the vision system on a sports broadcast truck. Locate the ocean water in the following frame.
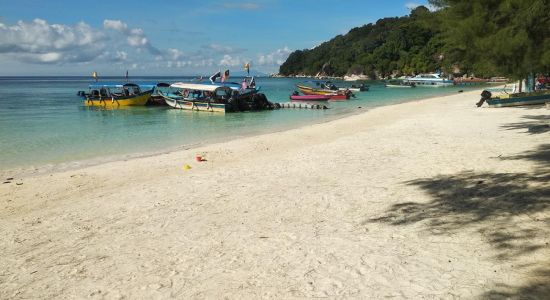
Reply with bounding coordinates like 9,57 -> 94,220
0,76 -> 480,171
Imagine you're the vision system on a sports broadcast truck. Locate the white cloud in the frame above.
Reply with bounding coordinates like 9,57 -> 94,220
166,48 -> 185,60
195,59 -> 214,67
257,46 -> 292,66
219,54 -> 241,67
0,18 -> 105,64
405,2 -> 438,11
103,20 -> 127,32
0,17 -> 292,74
405,2 -> 420,10
203,43 -> 245,54
115,51 -> 128,61
103,19 -> 160,55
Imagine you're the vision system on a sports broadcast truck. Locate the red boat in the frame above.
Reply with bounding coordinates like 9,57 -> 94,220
328,94 -> 349,101
290,94 -> 331,102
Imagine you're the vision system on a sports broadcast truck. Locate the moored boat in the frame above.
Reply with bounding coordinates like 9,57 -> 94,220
327,94 -> 349,101
477,90 -> 550,107
385,79 -> 416,88
148,82 -> 170,105
338,83 -> 369,92
296,84 -> 353,99
406,73 -> 454,86
453,77 -> 489,86
289,92 -> 330,102
78,83 -> 152,107
160,82 -> 273,113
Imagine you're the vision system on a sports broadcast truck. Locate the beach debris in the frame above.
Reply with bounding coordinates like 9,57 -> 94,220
3,181 -> 10,184
16,182 -> 23,185
182,164 -> 192,171
195,154 -> 207,162
6,177 -> 13,180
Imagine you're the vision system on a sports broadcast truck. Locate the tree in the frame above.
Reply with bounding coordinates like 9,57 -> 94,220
429,0 -> 550,80
278,6 -> 444,78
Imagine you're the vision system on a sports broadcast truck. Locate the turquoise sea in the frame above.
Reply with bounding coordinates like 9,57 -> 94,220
0,76 -> 480,171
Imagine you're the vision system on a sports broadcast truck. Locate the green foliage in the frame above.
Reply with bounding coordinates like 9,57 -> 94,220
280,1 -> 549,79
279,7 -> 444,77
429,0 -> 550,80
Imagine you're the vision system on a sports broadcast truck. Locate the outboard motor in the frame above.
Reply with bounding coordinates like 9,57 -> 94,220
477,90 -> 492,107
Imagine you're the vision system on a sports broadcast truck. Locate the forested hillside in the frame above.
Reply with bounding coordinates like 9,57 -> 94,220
280,1 -> 549,81
279,6 -> 443,78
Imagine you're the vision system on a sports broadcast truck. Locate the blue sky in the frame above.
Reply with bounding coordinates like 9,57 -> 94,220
0,0 -> 432,76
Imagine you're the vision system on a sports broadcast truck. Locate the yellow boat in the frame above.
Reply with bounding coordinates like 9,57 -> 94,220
296,84 -> 339,95
81,83 -> 152,107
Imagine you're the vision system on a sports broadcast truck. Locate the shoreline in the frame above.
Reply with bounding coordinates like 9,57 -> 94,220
1,87 -> 548,298
0,87 -> 477,179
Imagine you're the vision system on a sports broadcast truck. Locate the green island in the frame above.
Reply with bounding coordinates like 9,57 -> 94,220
279,0 -> 549,81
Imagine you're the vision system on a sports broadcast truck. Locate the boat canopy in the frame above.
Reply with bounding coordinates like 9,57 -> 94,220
170,82 -> 233,92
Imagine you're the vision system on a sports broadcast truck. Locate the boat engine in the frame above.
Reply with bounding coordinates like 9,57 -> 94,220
476,90 -> 492,107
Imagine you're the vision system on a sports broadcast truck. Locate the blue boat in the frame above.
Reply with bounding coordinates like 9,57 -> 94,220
478,90 -> 550,107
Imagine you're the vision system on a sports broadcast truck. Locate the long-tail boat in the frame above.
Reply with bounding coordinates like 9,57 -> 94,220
160,82 -> 273,113
78,83 -> 152,107
296,84 -> 353,100
477,89 -> 550,107
289,92 -> 330,102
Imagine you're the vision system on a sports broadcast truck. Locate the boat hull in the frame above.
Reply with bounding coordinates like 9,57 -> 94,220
84,91 -> 152,107
487,92 -> 550,108
328,94 -> 349,101
407,81 -> 454,87
290,95 -> 330,102
339,87 -> 360,92
163,96 -> 226,113
297,85 -> 341,95
385,84 -> 414,88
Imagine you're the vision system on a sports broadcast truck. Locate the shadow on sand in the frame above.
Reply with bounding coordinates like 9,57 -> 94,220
370,114 -> 550,298
501,115 -> 550,135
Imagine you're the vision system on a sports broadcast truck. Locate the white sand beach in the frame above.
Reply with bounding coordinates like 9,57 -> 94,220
1,89 -> 548,299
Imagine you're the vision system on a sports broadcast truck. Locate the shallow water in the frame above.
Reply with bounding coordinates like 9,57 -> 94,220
0,76 -> 481,171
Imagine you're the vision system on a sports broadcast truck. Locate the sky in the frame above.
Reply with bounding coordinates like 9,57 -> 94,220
0,0 -> 432,76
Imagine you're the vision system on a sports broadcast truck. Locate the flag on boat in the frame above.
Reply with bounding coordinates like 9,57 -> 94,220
209,71 -> 221,83
249,76 -> 256,88
222,69 -> 230,82
244,62 -> 250,75
92,71 -> 98,82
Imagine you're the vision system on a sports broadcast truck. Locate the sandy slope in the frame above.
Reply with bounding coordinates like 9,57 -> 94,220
1,89 -> 548,299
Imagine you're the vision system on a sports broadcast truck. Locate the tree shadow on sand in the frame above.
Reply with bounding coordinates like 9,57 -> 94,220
501,115 -> 550,135
370,142 -> 550,298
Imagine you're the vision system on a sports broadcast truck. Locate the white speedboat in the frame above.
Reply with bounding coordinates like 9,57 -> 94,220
406,73 -> 454,87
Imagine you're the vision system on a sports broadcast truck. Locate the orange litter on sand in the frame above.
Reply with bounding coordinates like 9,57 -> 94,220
195,154 -> 202,162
